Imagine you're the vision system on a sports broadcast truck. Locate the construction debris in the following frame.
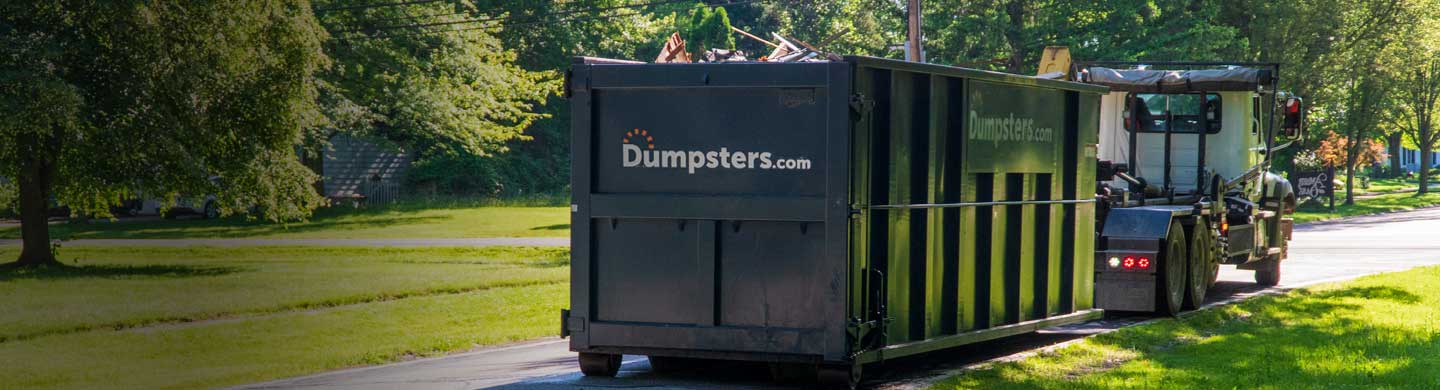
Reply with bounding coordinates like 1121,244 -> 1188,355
653,27 -> 836,64
702,49 -> 747,62
655,32 -> 692,63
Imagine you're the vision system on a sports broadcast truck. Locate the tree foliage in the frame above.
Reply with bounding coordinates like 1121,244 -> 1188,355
456,0 -> 665,196
917,0 -> 1244,73
682,4 -> 737,58
1388,3 -> 1440,193
315,1 -> 557,158
1314,130 -> 1388,169
1,1 -> 329,265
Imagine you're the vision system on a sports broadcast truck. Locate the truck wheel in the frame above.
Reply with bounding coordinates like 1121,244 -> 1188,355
578,352 -> 622,377
1254,255 -> 1281,286
816,364 -> 861,390
1157,221 -> 1187,316
1184,219 -> 1213,310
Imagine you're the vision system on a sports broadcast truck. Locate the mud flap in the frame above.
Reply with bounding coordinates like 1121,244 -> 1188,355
1095,208 -> 1174,312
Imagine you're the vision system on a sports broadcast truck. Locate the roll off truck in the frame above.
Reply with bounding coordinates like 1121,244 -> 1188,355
562,53 -> 1306,388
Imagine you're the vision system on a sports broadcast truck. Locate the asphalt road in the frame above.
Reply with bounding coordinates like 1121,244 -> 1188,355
239,208 -> 1440,390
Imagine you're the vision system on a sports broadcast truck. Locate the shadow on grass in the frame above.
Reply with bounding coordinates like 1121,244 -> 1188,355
950,284 -> 1433,389
0,263 -> 247,282
529,223 -> 570,231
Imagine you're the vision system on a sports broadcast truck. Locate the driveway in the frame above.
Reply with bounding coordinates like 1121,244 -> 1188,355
240,207 -> 1440,390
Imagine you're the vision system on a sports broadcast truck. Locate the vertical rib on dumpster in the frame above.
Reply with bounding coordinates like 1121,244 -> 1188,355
924,74 -> 950,339
1074,92 -> 1100,310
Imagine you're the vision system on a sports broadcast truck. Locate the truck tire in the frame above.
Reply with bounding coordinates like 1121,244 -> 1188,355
1157,221 -> 1188,316
579,352 -> 622,377
1184,219 -> 1214,310
1254,255 -> 1281,286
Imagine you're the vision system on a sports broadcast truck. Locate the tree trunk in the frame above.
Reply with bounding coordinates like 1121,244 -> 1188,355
12,145 -> 59,267
1345,157 -> 1357,206
1422,150 -> 1431,195
1002,0 -> 1028,73
1388,132 -> 1403,178
1345,168 -> 1356,205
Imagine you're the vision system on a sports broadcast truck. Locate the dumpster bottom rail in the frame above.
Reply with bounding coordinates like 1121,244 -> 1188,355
855,309 -> 1104,364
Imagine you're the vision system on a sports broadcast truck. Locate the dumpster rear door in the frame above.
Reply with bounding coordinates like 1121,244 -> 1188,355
568,60 -> 854,363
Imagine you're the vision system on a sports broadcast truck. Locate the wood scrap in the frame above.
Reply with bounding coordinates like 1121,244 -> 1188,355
655,32 -> 691,63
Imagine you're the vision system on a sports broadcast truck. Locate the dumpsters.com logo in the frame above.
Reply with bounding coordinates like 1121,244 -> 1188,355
621,129 -> 812,174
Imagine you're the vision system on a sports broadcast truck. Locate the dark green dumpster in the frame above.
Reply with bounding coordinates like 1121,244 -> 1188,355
563,55 -> 1108,388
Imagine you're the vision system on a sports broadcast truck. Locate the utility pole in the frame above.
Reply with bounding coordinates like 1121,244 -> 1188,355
907,0 -> 923,62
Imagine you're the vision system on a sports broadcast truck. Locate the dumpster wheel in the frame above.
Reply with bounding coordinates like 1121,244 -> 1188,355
816,364 -> 861,390
579,352 -> 622,377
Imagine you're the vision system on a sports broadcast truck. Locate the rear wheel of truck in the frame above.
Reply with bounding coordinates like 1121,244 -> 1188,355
816,364 -> 861,390
578,352 -> 622,377
1157,220 -> 1187,316
1254,254 -> 1281,286
1183,219 -> 1214,310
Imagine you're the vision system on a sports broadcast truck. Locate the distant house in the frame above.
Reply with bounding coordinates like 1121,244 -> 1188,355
1398,147 -> 1440,173
322,134 -> 411,204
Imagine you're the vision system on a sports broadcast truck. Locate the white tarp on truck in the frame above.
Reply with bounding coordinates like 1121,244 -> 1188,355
1084,67 -> 1272,93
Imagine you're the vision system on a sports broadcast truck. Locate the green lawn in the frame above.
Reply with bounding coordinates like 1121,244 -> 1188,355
1340,174 -> 1440,195
0,246 -> 570,390
936,265 -> 1440,389
0,205 -> 571,240
1291,191 -> 1440,224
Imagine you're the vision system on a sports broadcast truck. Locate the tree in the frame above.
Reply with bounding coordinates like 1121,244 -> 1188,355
0,2 -> 329,267
315,1 -> 557,162
1333,73 -> 1393,205
1314,130 -> 1388,171
1394,61 -> 1440,194
921,0 -> 1245,73
466,0 -> 665,195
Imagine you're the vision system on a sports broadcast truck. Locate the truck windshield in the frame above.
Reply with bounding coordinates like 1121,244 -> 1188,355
1133,93 -> 1221,134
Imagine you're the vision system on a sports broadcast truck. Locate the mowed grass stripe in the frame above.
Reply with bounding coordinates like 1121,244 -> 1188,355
0,277 -> 565,344
0,246 -> 569,343
0,282 -> 567,390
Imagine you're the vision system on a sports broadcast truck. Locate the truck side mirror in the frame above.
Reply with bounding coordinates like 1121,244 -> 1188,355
1280,97 -> 1304,141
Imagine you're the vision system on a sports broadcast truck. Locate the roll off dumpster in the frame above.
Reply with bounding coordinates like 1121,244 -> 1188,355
562,56 -> 1108,388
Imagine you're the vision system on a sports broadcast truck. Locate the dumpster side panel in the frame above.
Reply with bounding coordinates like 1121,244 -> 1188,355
850,58 -> 1102,361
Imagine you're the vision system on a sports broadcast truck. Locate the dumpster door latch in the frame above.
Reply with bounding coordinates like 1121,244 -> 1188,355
560,309 -> 585,338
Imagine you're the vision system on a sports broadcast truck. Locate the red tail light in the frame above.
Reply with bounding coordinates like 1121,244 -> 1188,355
1122,256 -> 1137,269
1137,257 -> 1151,269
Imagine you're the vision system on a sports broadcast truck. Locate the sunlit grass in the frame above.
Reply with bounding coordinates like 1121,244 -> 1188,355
1291,192 -> 1440,224
935,266 -> 1440,389
0,283 -> 566,390
0,246 -> 571,390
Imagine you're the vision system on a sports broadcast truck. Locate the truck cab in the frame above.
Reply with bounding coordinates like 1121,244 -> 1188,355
1071,60 -> 1305,314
